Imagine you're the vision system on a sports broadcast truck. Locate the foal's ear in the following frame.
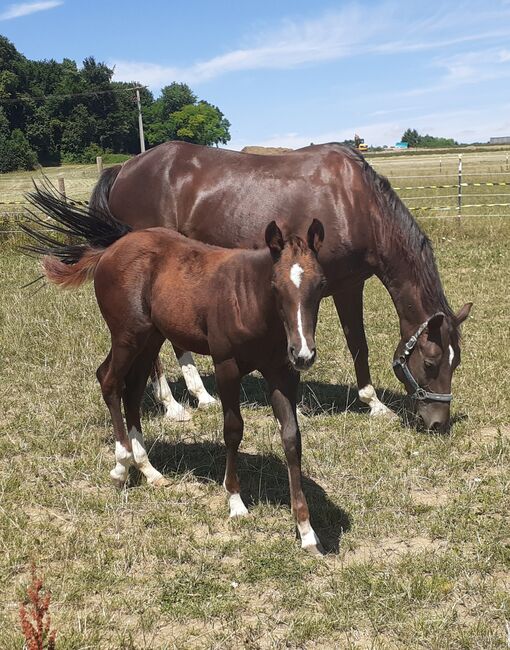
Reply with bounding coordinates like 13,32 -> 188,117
307,218 -> 325,254
265,221 -> 284,256
456,302 -> 473,325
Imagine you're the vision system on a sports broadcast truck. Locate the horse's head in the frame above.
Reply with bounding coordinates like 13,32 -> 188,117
265,219 -> 326,371
393,303 -> 472,432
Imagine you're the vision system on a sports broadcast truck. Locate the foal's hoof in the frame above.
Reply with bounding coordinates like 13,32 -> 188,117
150,476 -> 171,488
164,404 -> 192,422
228,493 -> 249,518
303,542 -> 326,557
197,393 -> 218,409
110,472 -> 126,490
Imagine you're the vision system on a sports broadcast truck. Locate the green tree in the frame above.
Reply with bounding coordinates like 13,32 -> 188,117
160,82 -> 197,117
401,128 -> 421,147
60,104 -> 96,162
169,102 -> 230,146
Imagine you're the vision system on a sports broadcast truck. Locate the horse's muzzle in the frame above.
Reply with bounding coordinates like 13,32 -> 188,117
288,345 -> 317,371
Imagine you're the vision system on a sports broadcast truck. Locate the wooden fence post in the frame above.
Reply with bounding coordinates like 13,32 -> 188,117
57,174 -> 66,201
96,156 -> 103,176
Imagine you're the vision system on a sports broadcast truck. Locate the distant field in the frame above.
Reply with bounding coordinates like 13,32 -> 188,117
0,151 -> 509,648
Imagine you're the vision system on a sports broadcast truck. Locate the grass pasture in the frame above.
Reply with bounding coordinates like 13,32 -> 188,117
0,151 -> 509,648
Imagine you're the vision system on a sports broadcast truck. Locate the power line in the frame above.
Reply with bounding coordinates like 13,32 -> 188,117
0,85 -> 146,105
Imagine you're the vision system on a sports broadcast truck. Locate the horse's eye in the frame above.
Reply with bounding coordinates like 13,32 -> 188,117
424,359 -> 436,370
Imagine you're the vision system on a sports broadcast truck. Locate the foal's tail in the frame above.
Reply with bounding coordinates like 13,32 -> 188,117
20,179 -> 131,289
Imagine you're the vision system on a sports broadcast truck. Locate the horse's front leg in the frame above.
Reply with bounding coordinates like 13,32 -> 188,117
264,364 -> 324,555
172,345 -> 217,408
150,354 -> 192,422
333,283 -> 397,419
215,358 -> 248,517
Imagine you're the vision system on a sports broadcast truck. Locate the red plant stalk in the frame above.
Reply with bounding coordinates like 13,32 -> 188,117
19,563 -> 56,650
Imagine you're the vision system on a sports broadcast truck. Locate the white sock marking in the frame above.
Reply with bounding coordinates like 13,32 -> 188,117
296,305 -> 313,360
178,352 -> 216,406
290,263 -> 304,288
449,345 -> 454,366
152,373 -> 191,421
297,518 -> 321,552
228,492 -> 249,517
358,384 -> 397,418
110,441 -> 133,486
128,426 -> 164,484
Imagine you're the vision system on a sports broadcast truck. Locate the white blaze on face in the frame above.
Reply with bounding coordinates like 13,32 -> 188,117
296,305 -> 313,360
290,263 -> 304,288
449,345 -> 455,366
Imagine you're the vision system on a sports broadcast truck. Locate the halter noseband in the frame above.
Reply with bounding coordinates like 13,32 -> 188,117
392,314 -> 453,403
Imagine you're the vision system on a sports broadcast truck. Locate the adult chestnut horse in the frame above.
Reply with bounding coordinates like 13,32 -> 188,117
23,188 -> 327,554
91,142 -> 472,432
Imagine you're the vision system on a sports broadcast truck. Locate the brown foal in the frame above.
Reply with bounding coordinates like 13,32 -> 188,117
24,190 -> 327,554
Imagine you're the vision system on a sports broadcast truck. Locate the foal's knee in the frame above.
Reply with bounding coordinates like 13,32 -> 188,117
223,411 -> 243,444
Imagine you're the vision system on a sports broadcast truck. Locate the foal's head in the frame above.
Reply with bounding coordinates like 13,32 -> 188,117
265,219 -> 326,371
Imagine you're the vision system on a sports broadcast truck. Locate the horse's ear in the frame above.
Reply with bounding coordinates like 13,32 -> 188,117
427,312 -> 444,331
265,221 -> 284,256
456,302 -> 473,325
307,219 -> 325,254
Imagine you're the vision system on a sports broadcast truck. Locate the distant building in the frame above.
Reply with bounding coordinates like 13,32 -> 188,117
395,141 -> 409,149
490,136 -> 510,145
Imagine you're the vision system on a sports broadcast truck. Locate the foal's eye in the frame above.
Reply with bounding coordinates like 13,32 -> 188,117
424,359 -> 437,370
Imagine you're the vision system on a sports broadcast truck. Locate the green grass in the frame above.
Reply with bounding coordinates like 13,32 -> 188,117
0,152 -> 509,648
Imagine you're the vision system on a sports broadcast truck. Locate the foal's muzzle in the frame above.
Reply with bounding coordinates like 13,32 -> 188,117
288,345 -> 317,371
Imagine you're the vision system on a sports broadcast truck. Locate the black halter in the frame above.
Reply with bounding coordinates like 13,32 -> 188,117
392,314 -> 453,403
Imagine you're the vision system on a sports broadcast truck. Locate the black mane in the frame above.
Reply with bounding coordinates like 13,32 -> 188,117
333,144 -> 460,346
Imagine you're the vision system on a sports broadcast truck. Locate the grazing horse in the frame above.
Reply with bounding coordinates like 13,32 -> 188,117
23,188 -> 327,554
90,142 -> 472,431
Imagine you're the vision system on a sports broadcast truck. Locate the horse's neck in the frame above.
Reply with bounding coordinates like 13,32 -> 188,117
375,231 -> 443,337
231,250 -> 276,322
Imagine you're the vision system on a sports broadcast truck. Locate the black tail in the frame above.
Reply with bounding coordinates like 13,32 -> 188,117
20,178 -> 132,265
88,164 -> 121,217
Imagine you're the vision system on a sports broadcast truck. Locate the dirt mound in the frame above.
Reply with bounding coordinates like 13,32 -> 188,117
241,146 -> 294,155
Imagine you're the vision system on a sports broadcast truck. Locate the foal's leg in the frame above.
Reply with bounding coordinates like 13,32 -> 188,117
123,332 -> 170,487
150,354 -> 192,422
215,359 -> 248,517
333,283 -> 396,418
97,344 -> 139,488
264,364 -> 324,555
173,345 -> 217,408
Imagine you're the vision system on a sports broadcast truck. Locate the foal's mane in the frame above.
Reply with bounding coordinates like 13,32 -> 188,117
328,144 -> 460,345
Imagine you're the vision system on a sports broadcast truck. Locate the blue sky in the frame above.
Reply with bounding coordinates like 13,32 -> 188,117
2,0 -> 510,148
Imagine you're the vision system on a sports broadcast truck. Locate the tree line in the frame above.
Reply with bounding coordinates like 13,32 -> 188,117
0,36 -> 231,172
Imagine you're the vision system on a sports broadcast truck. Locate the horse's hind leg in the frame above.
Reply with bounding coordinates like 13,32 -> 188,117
97,343 -> 139,488
215,358 -> 248,517
173,345 -> 217,408
150,354 -> 192,422
124,331 -> 169,487
264,364 -> 324,556
333,283 -> 397,418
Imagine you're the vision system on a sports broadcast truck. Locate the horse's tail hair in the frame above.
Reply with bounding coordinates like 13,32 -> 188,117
20,178 -> 132,288
88,164 -> 121,218
42,249 -> 105,289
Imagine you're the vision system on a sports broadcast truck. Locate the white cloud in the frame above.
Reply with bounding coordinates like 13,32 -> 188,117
0,1 -> 63,20
111,4 -> 510,90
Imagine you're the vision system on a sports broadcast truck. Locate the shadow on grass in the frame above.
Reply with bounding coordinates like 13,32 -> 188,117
134,438 -> 351,554
144,372 -> 407,418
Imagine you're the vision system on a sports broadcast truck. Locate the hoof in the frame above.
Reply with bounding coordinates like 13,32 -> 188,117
370,405 -> 399,420
110,471 -> 126,489
303,542 -> 326,557
228,493 -> 249,518
164,405 -> 192,422
197,394 -> 217,409
150,476 -> 171,488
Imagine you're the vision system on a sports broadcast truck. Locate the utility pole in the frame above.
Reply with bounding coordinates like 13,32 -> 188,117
136,88 -> 146,153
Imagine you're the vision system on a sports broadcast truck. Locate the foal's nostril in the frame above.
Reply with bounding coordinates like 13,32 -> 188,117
289,345 -> 297,359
